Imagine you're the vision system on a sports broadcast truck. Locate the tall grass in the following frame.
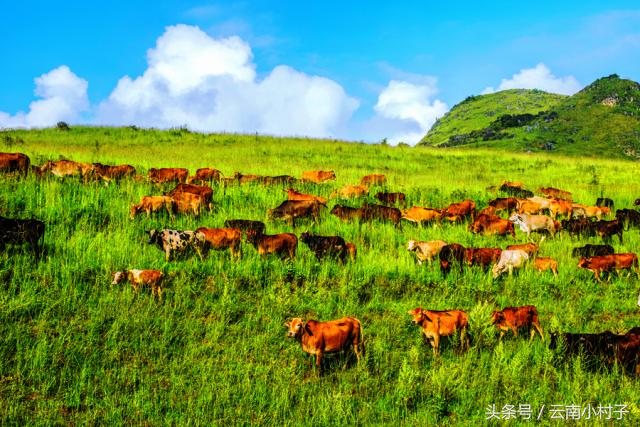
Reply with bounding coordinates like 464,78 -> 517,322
0,127 -> 639,425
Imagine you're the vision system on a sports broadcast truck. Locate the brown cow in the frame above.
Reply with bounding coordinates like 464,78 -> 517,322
246,230 -> 297,259
112,269 -> 164,301
330,184 -> 369,199
488,197 -> 519,213
465,247 -> 502,270
301,170 -> 336,184
539,187 -> 572,201
505,243 -> 539,257
148,167 -> 189,184
375,191 -> 406,206
534,257 -> 558,277
130,196 -> 176,220
0,152 -> 30,176
407,240 -> 447,265
171,192 -> 206,216
284,317 -> 364,372
345,242 -> 357,261
361,203 -> 402,226
442,199 -> 476,221
408,308 -> 469,356
469,214 -> 515,237
578,253 -> 639,282
40,159 -> 94,180
548,198 -> 573,219
491,306 -> 544,341
92,163 -> 136,181
517,199 -> 543,215
330,205 -> 363,222
268,200 -> 325,226
360,174 -> 386,187
187,167 -> 221,185
169,183 -> 213,210
195,227 -> 242,258
286,188 -> 327,204
401,206 -> 442,225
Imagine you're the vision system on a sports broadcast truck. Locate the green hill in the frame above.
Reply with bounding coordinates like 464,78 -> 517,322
419,75 -> 640,159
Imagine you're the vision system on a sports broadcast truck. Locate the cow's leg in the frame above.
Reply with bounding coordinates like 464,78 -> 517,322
315,350 -> 324,373
509,324 -> 518,338
165,247 -> 171,262
533,322 -> 544,341
432,334 -> 440,356
499,330 -> 505,341
460,327 -> 469,350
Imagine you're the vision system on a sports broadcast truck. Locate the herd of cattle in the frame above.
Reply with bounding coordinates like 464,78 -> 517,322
1,152 -> 639,375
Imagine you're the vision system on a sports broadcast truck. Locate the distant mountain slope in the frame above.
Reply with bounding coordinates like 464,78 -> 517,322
419,75 -> 640,159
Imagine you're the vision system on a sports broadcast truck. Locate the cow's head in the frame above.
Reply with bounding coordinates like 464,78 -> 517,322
407,240 -> 417,251
407,308 -> 430,326
300,232 -> 311,242
129,204 -> 140,220
111,271 -> 125,285
508,213 -> 522,223
577,257 -> 592,269
492,263 -> 503,279
490,311 -> 505,326
147,229 -> 159,244
284,318 -> 305,339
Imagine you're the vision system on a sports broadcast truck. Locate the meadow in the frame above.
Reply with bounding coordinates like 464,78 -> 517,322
1,126 -> 639,425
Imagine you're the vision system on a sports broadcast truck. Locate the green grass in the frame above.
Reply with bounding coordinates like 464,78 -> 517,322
1,127 -> 640,425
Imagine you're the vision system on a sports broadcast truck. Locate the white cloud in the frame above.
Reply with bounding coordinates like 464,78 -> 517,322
0,66 -> 89,128
483,63 -> 582,95
372,79 -> 448,145
97,24 -> 358,137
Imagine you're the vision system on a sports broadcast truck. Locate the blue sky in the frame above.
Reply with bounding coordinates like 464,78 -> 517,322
1,1 -> 639,144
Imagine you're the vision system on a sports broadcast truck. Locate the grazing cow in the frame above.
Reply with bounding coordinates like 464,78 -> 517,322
488,197 -> 519,213
500,184 -> 534,198
491,306 -> 544,340
147,229 -> 199,261
171,192 -> 206,216
168,183 -> 213,210
222,172 -> 263,186
375,191 -> 406,206
572,244 -> 614,258
572,204 -> 610,220
187,167 -> 222,185
517,199 -> 543,215
401,206 -> 442,225
469,214 -> 515,237
262,175 -> 298,186
407,240 -> 447,265
246,230 -> 297,259
408,308 -> 469,356
492,250 -> 529,278
442,199 -> 476,221
439,243 -> 466,275
300,232 -> 348,262
360,174 -> 386,187
539,187 -> 572,201
361,203 -> 402,226
148,167 -> 189,184
534,257 -> 558,277
92,163 -> 136,181
284,317 -> 364,372
0,216 -> 45,258
112,269 -> 164,301
561,218 -> 596,238
345,242 -> 357,261
195,227 -> 242,258
548,198 -> 573,219
596,198 -> 614,209
268,200 -> 325,226
130,196 -> 176,220
330,184 -> 369,199
301,170 -> 336,184
509,213 -> 556,238
330,205 -> 363,222
40,159 -> 94,180
506,243 -> 539,257
0,152 -> 30,176
223,219 -> 266,237
286,188 -> 327,204
578,253 -> 639,281
616,209 -> 640,229
594,219 -> 624,243
465,247 -> 502,270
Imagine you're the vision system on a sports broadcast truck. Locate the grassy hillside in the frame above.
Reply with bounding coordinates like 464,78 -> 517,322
419,75 -> 640,159
1,127 -> 640,425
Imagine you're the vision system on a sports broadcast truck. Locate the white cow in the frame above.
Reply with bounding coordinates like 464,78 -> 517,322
492,250 -> 530,278
509,213 -> 556,239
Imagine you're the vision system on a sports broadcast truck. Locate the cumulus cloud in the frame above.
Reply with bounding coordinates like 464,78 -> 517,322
0,66 -> 89,128
372,79 -> 448,145
97,24 -> 358,137
482,63 -> 582,95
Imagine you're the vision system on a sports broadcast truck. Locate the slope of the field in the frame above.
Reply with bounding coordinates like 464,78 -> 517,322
419,89 -> 566,146
1,127 -> 640,425
419,75 -> 640,159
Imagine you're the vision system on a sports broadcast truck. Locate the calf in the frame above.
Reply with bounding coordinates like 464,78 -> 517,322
246,230 -> 297,259
375,192 -> 406,206
360,174 -> 386,187
286,188 -> 327,204
112,269 -> 164,301
130,196 -> 175,220
0,216 -> 45,259
491,306 -> 544,341
299,232 -> 348,262
407,240 -> 447,265
465,247 -> 502,270
401,206 -> 442,225
572,244 -> 614,258
578,253 -> 639,282
345,242 -> 357,261
285,317 -> 363,372
268,200 -> 325,226
492,250 -> 529,278
408,308 -> 469,356
147,229 -> 199,261
223,219 -> 266,237
195,227 -> 242,258
509,213 -> 556,238
469,214 -> 515,237
439,243 -> 466,276
534,257 -> 558,277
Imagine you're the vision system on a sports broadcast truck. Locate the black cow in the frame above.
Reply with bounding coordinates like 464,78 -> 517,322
223,219 -> 266,236
330,205 -> 363,222
147,229 -> 199,261
0,216 -> 45,259
374,192 -> 406,206
594,219 -> 623,244
572,244 -> 615,258
262,175 -> 298,186
299,232 -> 348,262
616,209 -> 640,230
361,203 -> 401,227
596,198 -> 614,209
561,218 -> 596,238
439,243 -> 466,276
499,184 -> 534,198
